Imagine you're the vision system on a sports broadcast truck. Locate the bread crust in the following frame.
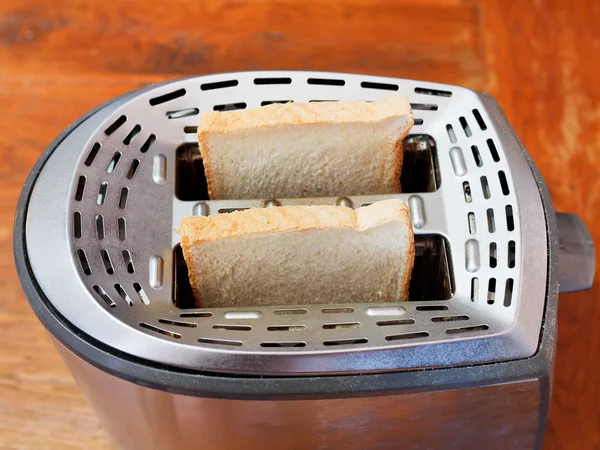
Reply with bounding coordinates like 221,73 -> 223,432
197,97 -> 414,200
180,200 -> 414,305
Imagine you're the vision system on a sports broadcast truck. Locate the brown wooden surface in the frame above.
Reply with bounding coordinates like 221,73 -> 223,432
0,0 -> 598,448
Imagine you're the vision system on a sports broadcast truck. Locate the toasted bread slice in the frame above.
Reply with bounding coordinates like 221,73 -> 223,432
198,97 -> 414,199
179,199 -> 414,308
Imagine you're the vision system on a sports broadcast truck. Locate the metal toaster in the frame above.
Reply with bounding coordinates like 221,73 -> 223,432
14,71 -> 595,450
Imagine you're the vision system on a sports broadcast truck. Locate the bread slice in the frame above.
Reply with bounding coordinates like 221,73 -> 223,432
198,97 -> 414,199
179,199 -> 414,308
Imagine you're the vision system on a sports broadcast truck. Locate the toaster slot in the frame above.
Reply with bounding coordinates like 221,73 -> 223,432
174,134 -> 439,201
173,234 -> 454,309
176,143 -> 209,201
401,134 -> 440,193
410,235 -> 454,301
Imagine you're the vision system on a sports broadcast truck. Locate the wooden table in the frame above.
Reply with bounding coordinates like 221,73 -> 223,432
1,1 -> 598,448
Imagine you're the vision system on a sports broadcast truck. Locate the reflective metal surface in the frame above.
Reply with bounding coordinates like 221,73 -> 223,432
25,72 -> 548,374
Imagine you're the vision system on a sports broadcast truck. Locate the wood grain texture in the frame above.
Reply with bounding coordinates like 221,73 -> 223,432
0,0 -> 598,449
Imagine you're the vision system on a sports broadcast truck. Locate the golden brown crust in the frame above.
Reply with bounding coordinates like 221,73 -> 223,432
198,97 -> 412,135
180,204 -> 358,245
179,235 -> 204,307
401,224 -> 416,300
197,130 -> 217,200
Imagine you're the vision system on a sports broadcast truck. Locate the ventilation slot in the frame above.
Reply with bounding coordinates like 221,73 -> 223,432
487,139 -> 500,162
167,108 -> 199,119
366,306 -> 405,316
267,325 -> 306,331
323,338 -> 368,346
498,171 -> 510,195
446,124 -> 457,143
414,87 -> 452,97
385,332 -> 429,341
473,109 -> 487,130
431,315 -> 469,322
506,205 -> 515,231
97,182 -> 108,205
322,307 -> 354,314
133,283 -> 150,305
489,243 -> 497,268
508,241 -> 516,268
201,80 -> 238,90
254,77 -> 292,85
471,277 -> 479,302
463,181 -> 472,203
416,305 -> 448,311
274,309 -> 307,316
376,319 -> 415,326
504,279 -> 514,307
140,134 -> 156,153
361,81 -> 398,91
224,311 -> 261,319
414,118 -> 424,125
100,250 -> 114,274
180,312 -> 212,318
481,176 -> 491,199
309,100 -> 337,103
77,249 -> 91,275
149,88 -> 186,106
118,187 -> 129,209
93,285 -> 116,308
115,283 -> 133,306
95,214 -> 105,239
73,212 -> 82,238
126,159 -> 140,179
140,323 -> 181,339
84,143 -> 101,166
446,325 -> 489,334
184,126 -> 198,134
471,145 -> 483,167
213,324 -> 252,331
487,279 -> 496,304
106,152 -> 121,173
75,176 -> 86,201
105,115 -> 126,136
262,342 -> 306,348
214,103 -> 247,112
459,117 -> 472,137
218,208 -> 250,214
198,337 -> 242,347
122,126 -> 141,146
323,322 -> 361,330
261,100 -> 292,106
117,217 -> 126,240
157,319 -> 196,328
410,103 -> 438,111
468,212 -> 476,234
122,250 -> 135,273
487,209 -> 496,233
307,78 -> 345,86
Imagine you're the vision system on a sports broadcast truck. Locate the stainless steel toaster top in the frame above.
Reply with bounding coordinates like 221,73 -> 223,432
24,71 -> 549,375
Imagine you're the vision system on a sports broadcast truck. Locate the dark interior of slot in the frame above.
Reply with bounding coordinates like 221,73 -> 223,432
175,134 -> 440,200
173,235 -> 454,309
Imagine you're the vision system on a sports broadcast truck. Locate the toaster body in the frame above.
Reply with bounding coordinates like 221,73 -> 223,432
14,72 -> 594,450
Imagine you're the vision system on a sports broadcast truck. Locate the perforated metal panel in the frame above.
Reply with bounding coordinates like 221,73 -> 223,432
25,72 -> 547,375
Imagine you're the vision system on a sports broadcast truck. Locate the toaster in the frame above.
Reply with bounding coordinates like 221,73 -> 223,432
14,71 -> 595,450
